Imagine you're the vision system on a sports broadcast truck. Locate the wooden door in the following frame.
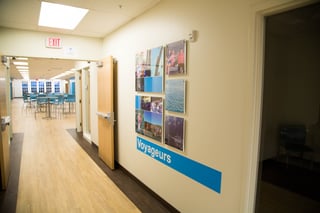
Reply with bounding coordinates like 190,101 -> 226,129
97,56 -> 115,170
0,61 -> 10,189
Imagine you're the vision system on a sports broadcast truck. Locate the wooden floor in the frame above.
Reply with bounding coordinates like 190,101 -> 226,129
10,99 -> 141,213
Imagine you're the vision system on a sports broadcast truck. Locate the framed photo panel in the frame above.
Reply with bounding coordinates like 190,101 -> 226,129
135,95 -> 163,142
135,46 -> 164,92
165,40 -> 186,75
165,79 -> 186,113
164,115 -> 185,151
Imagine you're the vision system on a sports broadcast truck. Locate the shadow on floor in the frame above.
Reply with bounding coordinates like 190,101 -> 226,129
0,133 -> 24,213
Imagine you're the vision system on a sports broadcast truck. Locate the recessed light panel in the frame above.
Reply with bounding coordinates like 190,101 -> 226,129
13,61 -> 28,66
38,1 -> 88,30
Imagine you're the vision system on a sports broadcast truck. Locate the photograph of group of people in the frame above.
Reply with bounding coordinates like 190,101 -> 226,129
135,40 -> 187,92
164,115 -> 185,151
165,40 -> 186,75
135,95 -> 163,142
135,39 -> 187,150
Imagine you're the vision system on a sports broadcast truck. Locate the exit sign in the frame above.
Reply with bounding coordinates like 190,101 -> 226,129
46,37 -> 62,49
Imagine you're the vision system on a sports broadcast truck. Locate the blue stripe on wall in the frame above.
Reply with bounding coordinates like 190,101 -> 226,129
136,136 -> 222,193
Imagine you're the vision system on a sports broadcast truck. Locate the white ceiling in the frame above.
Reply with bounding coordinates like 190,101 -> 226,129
0,0 -> 160,38
0,0 -> 160,80
10,57 -> 79,80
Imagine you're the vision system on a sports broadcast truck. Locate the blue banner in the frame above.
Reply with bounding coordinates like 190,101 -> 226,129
136,136 -> 222,193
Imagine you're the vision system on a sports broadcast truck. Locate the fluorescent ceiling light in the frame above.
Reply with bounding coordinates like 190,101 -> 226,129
51,70 -> 74,79
15,57 -> 28,60
16,66 -> 29,70
13,61 -> 28,66
38,1 -> 88,30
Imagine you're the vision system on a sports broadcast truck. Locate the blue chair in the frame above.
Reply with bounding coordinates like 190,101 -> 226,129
52,95 -> 65,118
22,93 -> 31,113
35,96 -> 48,119
29,93 -> 38,108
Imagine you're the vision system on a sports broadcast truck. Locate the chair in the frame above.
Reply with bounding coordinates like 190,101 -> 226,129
29,93 -> 38,108
52,95 -> 65,119
278,125 -> 313,167
35,96 -> 48,119
22,93 -> 31,113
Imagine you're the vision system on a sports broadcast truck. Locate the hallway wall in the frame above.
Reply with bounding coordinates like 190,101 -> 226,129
102,0 -> 258,212
0,27 -> 102,60
1,0 -> 313,212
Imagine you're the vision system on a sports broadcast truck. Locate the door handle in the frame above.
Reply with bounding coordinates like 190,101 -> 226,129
1,116 -> 10,131
96,112 -> 116,125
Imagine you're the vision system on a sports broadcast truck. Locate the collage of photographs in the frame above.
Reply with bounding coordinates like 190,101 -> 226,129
135,40 -> 187,151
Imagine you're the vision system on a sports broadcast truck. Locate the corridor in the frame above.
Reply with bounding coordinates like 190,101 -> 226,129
8,98 -> 140,212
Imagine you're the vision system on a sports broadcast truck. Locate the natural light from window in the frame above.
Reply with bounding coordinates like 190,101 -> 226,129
38,1 -> 88,30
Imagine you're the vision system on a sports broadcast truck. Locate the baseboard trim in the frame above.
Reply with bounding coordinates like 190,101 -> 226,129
116,162 -> 179,213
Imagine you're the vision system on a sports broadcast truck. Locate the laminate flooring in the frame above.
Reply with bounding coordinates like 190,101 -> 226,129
2,99 -> 176,213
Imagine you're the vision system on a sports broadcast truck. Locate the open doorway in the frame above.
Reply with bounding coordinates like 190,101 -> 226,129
255,3 -> 320,212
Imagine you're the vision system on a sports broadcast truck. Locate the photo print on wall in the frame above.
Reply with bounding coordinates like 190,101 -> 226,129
135,46 -> 164,92
165,40 -> 186,75
135,95 -> 163,142
165,79 -> 186,113
165,115 -> 185,151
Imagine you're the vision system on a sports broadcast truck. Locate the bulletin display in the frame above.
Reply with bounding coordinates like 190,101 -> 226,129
135,46 -> 164,93
135,39 -> 187,151
135,95 -> 163,142
135,40 -> 222,194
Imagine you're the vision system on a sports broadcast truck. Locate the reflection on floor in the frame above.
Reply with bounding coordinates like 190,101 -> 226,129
0,98 -> 178,213
67,129 -> 178,213
0,131 -> 178,213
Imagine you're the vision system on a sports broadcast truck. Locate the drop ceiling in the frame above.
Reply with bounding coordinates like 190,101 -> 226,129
0,0 -> 160,38
0,0 -> 160,80
10,57 -> 78,80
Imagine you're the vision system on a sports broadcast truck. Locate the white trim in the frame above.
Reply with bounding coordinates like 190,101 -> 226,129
82,67 -> 91,142
75,69 -> 82,132
244,0 -> 318,212
83,132 -> 92,144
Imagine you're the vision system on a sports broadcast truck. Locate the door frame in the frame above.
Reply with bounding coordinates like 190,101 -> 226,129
245,0 -> 317,212
0,56 -> 10,189
75,69 -> 82,132
82,66 -> 91,142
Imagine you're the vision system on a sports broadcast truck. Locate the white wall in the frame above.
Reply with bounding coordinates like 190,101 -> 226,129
0,27 -> 102,60
12,79 -> 22,98
102,0 -> 257,212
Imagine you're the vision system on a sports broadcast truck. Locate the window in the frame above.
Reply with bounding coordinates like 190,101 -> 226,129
22,81 -> 28,95
38,81 -> 45,93
30,81 -> 37,93
54,81 -> 60,93
46,81 -> 52,93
